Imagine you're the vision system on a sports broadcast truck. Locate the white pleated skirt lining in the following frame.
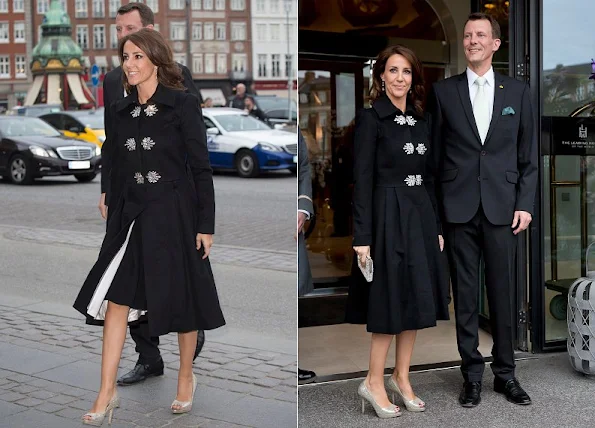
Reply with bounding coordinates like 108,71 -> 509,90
86,220 -> 147,322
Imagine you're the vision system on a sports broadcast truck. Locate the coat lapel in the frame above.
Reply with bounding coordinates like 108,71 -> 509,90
456,73 -> 482,144
484,73 -> 506,144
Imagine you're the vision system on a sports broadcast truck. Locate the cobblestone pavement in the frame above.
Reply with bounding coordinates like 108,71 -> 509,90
0,305 -> 297,427
2,226 -> 295,273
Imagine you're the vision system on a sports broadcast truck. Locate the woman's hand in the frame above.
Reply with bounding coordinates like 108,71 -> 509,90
196,233 -> 213,259
438,235 -> 444,252
353,246 -> 371,265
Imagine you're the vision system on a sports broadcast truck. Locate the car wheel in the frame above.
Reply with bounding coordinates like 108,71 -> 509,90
9,154 -> 34,185
235,149 -> 260,178
74,172 -> 97,183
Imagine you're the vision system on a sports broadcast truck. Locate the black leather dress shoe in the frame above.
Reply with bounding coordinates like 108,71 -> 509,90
298,369 -> 316,385
459,381 -> 482,407
494,378 -> 532,405
117,359 -> 164,386
193,330 -> 205,361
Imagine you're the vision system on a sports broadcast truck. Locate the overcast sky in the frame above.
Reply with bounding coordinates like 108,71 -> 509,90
543,0 -> 595,70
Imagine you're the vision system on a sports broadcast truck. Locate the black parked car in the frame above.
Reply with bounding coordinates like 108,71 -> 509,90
0,116 -> 101,185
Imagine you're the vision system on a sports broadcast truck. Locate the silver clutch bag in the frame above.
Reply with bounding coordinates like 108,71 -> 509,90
357,255 -> 374,282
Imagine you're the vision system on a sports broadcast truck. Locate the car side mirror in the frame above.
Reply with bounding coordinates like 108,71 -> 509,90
206,127 -> 220,135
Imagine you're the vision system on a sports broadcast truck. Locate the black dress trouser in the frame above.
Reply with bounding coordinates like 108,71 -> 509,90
444,205 -> 517,383
130,322 -> 161,365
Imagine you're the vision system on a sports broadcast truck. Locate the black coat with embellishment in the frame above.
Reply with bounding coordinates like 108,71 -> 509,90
73,84 -> 225,336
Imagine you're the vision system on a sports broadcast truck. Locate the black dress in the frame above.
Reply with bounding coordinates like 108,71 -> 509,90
345,94 -> 450,334
73,84 -> 225,337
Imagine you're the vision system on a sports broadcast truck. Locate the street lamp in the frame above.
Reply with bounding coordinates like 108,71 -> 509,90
285,0 -> 292,123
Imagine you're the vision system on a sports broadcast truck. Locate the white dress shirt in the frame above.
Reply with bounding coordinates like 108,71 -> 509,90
467,66 -> 495,124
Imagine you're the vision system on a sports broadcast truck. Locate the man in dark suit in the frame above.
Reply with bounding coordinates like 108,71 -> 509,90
429,12 -> 537,407
98,2 -> 205,386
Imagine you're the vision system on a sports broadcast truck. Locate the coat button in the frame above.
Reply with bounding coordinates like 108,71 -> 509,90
477,176 -> 481,181
481,151 -> 487,156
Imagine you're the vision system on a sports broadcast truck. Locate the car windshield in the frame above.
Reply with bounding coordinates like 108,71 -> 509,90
0,118 -> 61,137
215,114 -> 272,132
70,112 -> 104,129
255,97 -> 297,112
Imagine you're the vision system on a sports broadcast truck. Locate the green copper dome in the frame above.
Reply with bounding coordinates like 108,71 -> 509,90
31,0 -> 83,70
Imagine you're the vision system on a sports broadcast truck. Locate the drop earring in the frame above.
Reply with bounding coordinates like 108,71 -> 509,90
382,80 -> 385,92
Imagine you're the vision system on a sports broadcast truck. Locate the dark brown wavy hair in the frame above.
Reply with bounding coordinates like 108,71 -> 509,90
118,28 -> 185,94
370,45 -> 425,116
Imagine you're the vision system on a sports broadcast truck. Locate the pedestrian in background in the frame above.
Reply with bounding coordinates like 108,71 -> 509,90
244,96 -> 271,126
229,83 -> 247,109
74,28 -> 225,425
98,2 -> 206,388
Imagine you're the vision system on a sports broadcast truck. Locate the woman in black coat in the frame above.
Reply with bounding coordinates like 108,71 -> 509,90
74,29 -> 225,425
347,45 -> 449,418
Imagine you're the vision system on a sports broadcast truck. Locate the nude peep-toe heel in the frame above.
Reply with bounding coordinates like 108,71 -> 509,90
82,392 -> 120,426
386,376 -> 426,412
171,373 -> 198,414
357,380 -> 401,419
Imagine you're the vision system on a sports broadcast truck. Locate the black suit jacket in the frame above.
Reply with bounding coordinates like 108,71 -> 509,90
429,71 -> 538,225
101,63 -> 202,209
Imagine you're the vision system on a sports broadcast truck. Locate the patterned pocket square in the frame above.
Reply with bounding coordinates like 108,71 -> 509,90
502,106 -> 515,115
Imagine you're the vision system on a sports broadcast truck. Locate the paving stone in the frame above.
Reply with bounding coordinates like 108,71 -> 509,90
132,415 -> 171,427
6,373 -> 34,383
11,384 -> 39,394
0,391 -> 27,402
56,406 -> 86,420
35,402 -> 66,413
194,361 -> 221,372
221,362 -> 252,372
0,380 -> 18,390
252,352 -> 279,361
67,399 -> 95,411
61,386 -> 91,397
167,415 -> 212,427
209,369 -> 239,380
28,389 -> 58,400
207,378 -> 255,394
236,358 -> 263,367
13,397 -> 44,407
47,394 -> 79,405
252,364 -> 279,374
252,377 -> 281,388
268,369 -> 294,380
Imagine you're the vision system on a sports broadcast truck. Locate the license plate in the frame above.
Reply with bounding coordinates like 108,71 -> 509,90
68,161 -> 91,170
292,155 -> 297,163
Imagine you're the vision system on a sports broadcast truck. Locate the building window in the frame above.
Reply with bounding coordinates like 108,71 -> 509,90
75,0 -> 88,18
286,23 -> 294,41
255,0 -> 264,13
270,24 -> 280,41
285,54 -> 292,78
77,25 -> 88,49
271,54 -> 280,77
92,0 -> 104,17
258,54 -> 267,78
215,0 -> 224,10
169,0 -> 184,10
203,22 -> 214,40
230,0 -> 244,10
192,22 -> 202,40
0,22 -> 8,43
59,0 -> 67,12
93,25 -> 105,49
173,53 -> 186,67
37,0 -> 49,14
216,53 -> 226,74
192,54 -> 203,74
109,0 -> 119,18
0,56 -> 9,78
146,0 -> 158,13
14,22 -> 25,43
203,0 -> 213,9
13,0 -> 24,12
256,23 -> 265,41
15,55 -> 26,77
153,24 -> 160,32
170,22 -> 186,41
110,24 -> 117,49
230,22 -> 245,41
205,53 -> 215,74
216,23 -> 225,40
191,0 -> 201,9
232,53 -> 246,72
270,0 -> 279,13
0,0 -> 8,12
